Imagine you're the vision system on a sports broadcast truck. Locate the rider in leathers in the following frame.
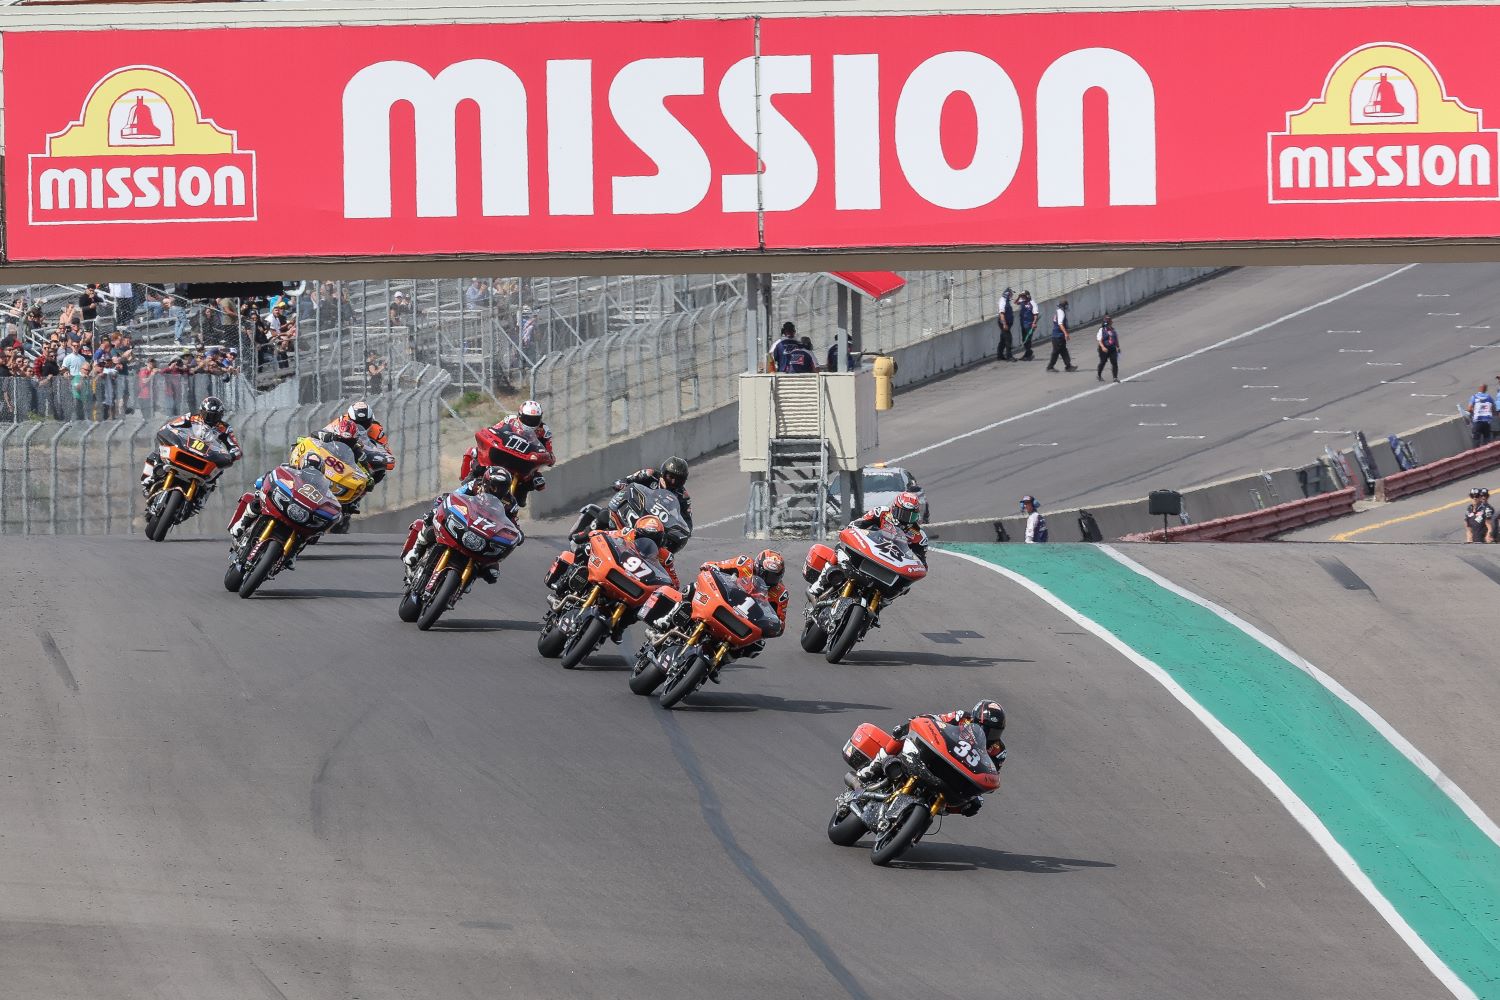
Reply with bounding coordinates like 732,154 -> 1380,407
461,400 -> 553,508
852,700 -> 1007,816
582,456 -> 693,536
315,401 -> 391,487
402,467 -> 525,583
226,452 -> 335,569
139,395 -> 243,514
651,550 -> 788,664
566,515 -> 679,641
808,491 -> 928,602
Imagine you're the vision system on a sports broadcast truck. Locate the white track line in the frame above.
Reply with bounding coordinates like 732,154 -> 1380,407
888,265 -> 1419,463
940,547 -> 1478,1000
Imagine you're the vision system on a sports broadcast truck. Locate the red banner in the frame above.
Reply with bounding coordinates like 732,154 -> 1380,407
6,7 -> 1500,262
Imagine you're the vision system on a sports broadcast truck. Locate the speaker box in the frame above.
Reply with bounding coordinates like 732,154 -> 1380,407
1148,490 -> 1183,516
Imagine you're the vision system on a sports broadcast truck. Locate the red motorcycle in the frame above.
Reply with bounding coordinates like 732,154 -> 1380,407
828,717 -> 1000,866
223,466 -> 343,598
398,491 -> 524,630
801,525 -> 928,663
461,424 -> 553,503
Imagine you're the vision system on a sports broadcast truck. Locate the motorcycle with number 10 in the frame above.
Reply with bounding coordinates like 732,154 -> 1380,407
143,421 -> 236,542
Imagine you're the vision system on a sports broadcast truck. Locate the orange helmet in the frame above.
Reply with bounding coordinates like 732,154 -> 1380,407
755,549 -> 785,588
632,515 -> 667,554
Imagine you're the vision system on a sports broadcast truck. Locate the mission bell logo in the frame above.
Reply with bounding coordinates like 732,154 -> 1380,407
1269,43 -> 1499,203
28,65 -> 258,225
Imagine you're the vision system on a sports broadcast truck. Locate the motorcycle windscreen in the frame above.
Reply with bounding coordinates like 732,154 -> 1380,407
633,486 -> 692,551
913,719 -> 1000,794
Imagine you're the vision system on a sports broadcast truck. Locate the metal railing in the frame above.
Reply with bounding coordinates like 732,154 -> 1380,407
0,364 -> 449,535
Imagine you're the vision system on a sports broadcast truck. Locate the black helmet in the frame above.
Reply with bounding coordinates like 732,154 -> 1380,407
199,396 -> 226,425
971,699 -> 1006,744
661,456 -> 689,491
346,401 -> 373,429
477,466 -> 514,499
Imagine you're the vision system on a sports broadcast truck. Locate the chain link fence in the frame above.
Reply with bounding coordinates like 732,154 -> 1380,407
530,267 -> 1132,460
0,364 -> 449,536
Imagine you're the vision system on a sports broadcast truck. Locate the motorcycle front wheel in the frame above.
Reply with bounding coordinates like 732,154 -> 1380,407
870,804 -> 930,866
148,489 -> 184,542
800,617 -> 828,653
417,567 -> 462,631
238,527 -> 283,598
658,653 -> 710,709
560,614 -> 609,669
827,806 -> 867,846
824,605 -> 867,664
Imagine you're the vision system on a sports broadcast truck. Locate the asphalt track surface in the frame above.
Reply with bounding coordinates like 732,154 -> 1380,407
677,262 -> 1500,529
0,531 -> 1466,1000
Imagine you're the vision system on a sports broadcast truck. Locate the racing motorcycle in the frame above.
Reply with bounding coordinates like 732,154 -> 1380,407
827,717 -> 1000,866
222,465 -> 343,598
628,566 -> 784,709
800,524 -> 928,663
463,424 -> 553,505
398,490 -> 523,630
601,482 -> 692,553
143,421 -> 236,542
538,531 -> 673,669
288,437 -> 370,534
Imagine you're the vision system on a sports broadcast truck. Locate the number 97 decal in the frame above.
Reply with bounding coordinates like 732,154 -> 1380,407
622,555 -> 653,578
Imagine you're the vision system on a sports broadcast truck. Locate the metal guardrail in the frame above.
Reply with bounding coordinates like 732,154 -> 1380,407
1374,441 -> 1500,502
1118,488 -> 1358,542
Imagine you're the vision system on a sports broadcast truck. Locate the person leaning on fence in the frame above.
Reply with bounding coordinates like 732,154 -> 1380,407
1468,383 -> 1495,446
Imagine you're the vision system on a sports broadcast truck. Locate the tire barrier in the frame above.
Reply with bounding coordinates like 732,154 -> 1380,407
1117,488 -> 1357,543
1374,440 -> 1500,503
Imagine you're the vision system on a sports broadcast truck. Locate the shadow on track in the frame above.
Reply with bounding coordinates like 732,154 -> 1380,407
891,843 -> 1116,874
252,588 -> 403,600
675,692 -> 889,715
432,618 -> 542,633
839,650 -> 1031,668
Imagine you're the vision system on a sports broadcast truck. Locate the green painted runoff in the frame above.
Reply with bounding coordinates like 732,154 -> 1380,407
944,543 -> 1500,998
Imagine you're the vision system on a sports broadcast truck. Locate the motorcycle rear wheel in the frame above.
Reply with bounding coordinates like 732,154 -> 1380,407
870,804 -> 930,866
658,653 -> 710,709
148,490 -> 184,542
824,605 -> 867,664
238,528 -> 282,598
417,568 -> 461,631
560,615 -> 609,669
827,806 -> 867,846
800,617 -> 828,653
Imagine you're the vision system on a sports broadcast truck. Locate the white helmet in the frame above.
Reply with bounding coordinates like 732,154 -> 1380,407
518,400 -> 543,428
346,401 -> 372,429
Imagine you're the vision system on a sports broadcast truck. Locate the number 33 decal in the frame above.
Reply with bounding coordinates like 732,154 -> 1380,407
952,740 -> 983,768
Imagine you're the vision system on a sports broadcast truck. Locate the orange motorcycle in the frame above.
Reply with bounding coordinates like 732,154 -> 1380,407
628,566 -> 785,709
539,530 -> 673,670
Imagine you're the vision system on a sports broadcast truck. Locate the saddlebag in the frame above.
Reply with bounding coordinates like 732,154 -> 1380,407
843,722 -> 901,769
804,543 -> 836,584
544,550 -> 576,589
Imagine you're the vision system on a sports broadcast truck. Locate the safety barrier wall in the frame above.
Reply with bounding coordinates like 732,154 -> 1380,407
530,266 -> 1226,520
1116,489 -> 1358,542
1375,437 -> 1500,502
0,366 -> 448,535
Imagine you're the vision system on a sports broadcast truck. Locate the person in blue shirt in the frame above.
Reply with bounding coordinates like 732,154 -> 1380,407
781,337 -> 819,373
1467,383 -> 1495,447
826,341 -> 861,372
770,321 -> 800,371
1018,292 -> 1037,361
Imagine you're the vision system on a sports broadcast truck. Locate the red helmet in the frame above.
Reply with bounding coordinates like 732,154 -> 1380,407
632,515 -> 667,555
891,491 -> 923,529
755,549 -> 785,588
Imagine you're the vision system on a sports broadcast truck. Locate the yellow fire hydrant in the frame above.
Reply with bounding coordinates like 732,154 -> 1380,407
873,355 -> 896,410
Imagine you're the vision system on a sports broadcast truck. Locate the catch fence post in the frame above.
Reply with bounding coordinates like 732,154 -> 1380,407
46,423 -> 68,535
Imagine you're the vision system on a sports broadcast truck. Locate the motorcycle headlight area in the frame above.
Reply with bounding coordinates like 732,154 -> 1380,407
285,502 -> 311,525
158,445 -> 173,459
461,529 -> 487,552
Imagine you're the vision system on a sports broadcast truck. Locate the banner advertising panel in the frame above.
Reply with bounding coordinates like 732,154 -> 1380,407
5,7 -> 1500,262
